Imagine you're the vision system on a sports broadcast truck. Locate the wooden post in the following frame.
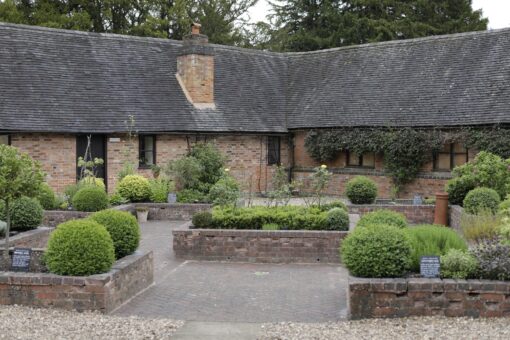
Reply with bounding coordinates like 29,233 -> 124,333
434,192 -> 449,226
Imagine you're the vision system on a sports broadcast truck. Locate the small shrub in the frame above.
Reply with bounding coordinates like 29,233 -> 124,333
45,219 -> 115,276
118,175 -> 150,202
460,212 -> 502,243
405,225 -> 468,272
341,225 -> 412,278
165,156 -> 203,191
72,186 -> 108,212
192,211 -> 213,228
471,238 -> 510,281
36,183 -> 57,210
498,218 -> 510,245
357,209 -> 407,229
64,184 -> 80,202
149,179 -> 171,203
317,200 -> 347,212
440,249 -> 478,279
177,189 -> 209,203
463,187 -> 501,215
446,176 -> 476,206
262,223 -> 280,230
345,176 -> 378,204
325,208 -> 349,231
108,192 -> 128,206
0,197 -> 44,231
208,176 -> 240,206
499,195 -> 510,217
89,210 -> 140,259
79,176 -> 106,191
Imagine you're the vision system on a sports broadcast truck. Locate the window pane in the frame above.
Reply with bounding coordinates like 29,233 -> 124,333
348,152 -> 360,166
435,154 -> 451,170
440,143 -> 451,153
362,152 -> 375,167
267,136 -> 280,165
144,150 -> 154,165
453,142 -> 467,153
454,154 -> 467,167
144,136 -> 154,152
0,135 -> 8,145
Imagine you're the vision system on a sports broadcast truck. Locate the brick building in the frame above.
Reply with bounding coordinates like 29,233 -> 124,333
1,23 -> 509,198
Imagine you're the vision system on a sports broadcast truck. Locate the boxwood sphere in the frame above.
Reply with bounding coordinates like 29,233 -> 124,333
118,175 -> 151,202
72,186 -> 108,212
463,187 -> 501,215
45,219 -> 115,276
0,197 -> 44,231
357,209 -> 408,229
90,210 -> 141,259
345,176 -> 378,204
325,208 -> 349,231
341,224 -> 412,277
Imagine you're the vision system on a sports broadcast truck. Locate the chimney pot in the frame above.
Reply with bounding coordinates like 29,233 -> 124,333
191,23 -> 201,35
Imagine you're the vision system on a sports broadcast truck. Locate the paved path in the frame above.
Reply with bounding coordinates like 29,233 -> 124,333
114,221 -> 349,323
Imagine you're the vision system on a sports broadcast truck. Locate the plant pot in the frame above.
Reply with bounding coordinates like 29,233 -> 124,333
136,209 -> 149,223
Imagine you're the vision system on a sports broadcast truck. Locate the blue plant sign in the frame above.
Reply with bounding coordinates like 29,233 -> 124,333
11,248 -> 32,272
167,193 -> 177,203
420,256 -> 440,278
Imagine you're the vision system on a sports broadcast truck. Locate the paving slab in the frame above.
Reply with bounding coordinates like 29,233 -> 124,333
171,321 -> 262,340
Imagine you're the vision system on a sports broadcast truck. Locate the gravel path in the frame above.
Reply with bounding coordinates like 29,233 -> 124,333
0,306 -> 183,340
261,317 -> 510,340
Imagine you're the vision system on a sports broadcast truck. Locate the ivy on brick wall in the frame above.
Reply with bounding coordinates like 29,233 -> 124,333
304,126 -> 510,189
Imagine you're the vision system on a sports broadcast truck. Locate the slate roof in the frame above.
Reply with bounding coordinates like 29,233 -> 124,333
0,22 -> 509,133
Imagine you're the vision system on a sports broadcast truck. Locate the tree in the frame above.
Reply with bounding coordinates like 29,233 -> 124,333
0,145 -> 44,261
266,0 -> 488,51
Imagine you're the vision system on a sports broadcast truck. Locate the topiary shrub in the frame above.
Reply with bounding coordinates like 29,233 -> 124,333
0,197 -> 44,232
117,175 -> 151,202
357,209 -> 407,229
345,176 -> 378,204
192,211 -> 213,228
440,249 -> 478,279
89,210 -> 140,259
463,187 -> 501,215
471,238 -> 510,281
36,183 -> 57,210
45,219 -> 115,276
446,176 -> 476,206
72,186 -> 108,212
317,200 -> 347,212
405,224 -> 468,272
325,208 -> 349,231
341,225 -> 412,277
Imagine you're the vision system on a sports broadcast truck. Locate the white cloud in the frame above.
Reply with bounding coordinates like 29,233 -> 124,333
248,0 -> 510,29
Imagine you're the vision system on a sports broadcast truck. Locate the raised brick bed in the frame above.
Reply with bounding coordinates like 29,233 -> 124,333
132,203 -> 211,221
0,251 -> 153,313
43,210 -> 91,228
0,227 -> 53,249
349,277 -> 510,319
347,204 -> 435,225
173,228 -> 348,264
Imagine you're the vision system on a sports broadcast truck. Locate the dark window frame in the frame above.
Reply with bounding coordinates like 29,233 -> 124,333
267,136 -> 281,165
0,134 -> 10,145
433,143 -> 469,171
139,135 -> 156,168
346,150 -> 375,169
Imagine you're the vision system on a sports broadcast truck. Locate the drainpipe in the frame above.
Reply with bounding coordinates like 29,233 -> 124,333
288,132 -> 295,183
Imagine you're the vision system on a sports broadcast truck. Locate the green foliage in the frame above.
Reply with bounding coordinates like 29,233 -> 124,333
192,211 -> 213,228
208,176 -> 240,207
267,165 -> 292,207
440,249 -> 479,279
149,179 -> 173,203
0,197 -> 44,232
89,210 -> 140,259
166,156 -> 203,192
72,186 -> 108,212
79,176 -> 106,191
499,218 -> 510,245
177,189 -> 209,203
446,176 -> 476,206
118,175 -> 150,202
341,225 -> 412,278
405,225 -> 467,272
262,223 -> 280,230
189,143 -> 226,186
64,184 -> 80,202
45,219 -> 115,276
118,162 -> 136,181
108,192 -> 128,206
463,188 -> 501,215
317,200 -> 347,212
465,126 -> 510,159
357,210 -> 408,229
210,206 -> 329,230
325,208 -> 349,231
499,195 -> 510,216
471,238 -> 510,281
36,183 -> 57,210
460,213 -> 502,243
345,176 -> 378,204
306,165 -> 332,207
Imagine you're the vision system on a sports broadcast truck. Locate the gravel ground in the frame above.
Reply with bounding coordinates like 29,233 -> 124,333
0,306 -> 183,340
261,317 -> 510,340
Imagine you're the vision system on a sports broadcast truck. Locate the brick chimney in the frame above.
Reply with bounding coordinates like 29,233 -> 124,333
176,23 -> 215,108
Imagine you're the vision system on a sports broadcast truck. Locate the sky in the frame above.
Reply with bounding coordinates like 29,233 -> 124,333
248,0 -> 510,29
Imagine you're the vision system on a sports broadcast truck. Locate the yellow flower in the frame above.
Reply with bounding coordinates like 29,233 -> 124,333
224,168 -> 230,172
321,164 -> 327,169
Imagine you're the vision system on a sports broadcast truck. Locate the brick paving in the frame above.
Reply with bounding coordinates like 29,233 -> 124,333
114,221 -> 349,322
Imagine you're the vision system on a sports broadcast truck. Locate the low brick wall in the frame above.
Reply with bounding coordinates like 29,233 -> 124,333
0,251 -> 153,313
133,203 -> 211,220
173,229 -> 347,263
449,205 -> 464,232
0,227 -> 52,249
43,210 -> 91,228
347,204 -> 435,225
349,277 -> 510,319
0,249 -> 46,272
